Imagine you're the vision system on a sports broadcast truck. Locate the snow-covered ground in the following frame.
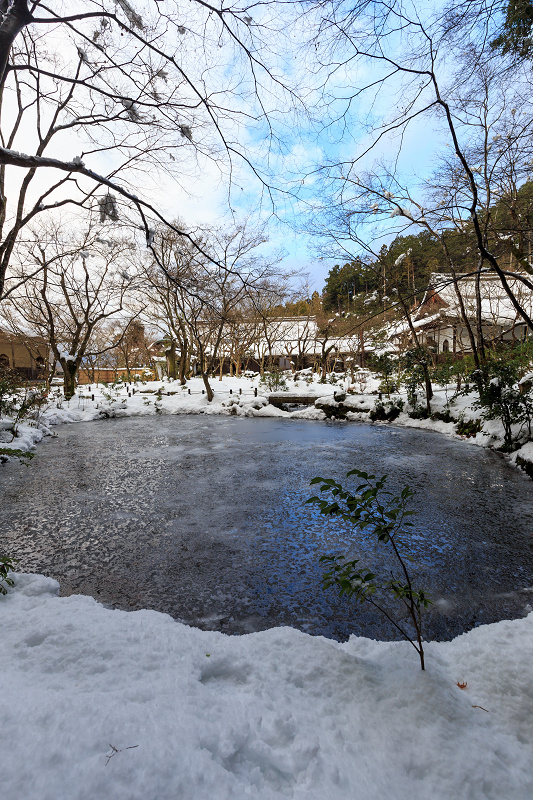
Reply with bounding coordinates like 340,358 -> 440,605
3,370 -> 533,474
2,371 -> 533,798
2,572 -> 533,800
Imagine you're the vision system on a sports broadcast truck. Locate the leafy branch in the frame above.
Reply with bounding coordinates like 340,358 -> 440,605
0,555 -> 18,595
307,469 -> 431,670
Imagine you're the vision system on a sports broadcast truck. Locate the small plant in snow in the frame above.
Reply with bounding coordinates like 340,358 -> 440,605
0,447 -> 35,464
0,554 -> 18,594
101,389 -> 117,404
259,369 -> 288,392
431,358 -> 456,406
307,469 -> 431,670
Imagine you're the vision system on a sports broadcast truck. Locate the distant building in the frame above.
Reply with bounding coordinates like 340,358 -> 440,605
0,328 -> 49,379
392,273 -> 533,355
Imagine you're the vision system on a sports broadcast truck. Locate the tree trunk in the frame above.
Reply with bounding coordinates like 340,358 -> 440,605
62,359 -> 78,399
178,340 -> 188,385
198,345 -> 213,401
474,264 -> 486,362
202,370 -> 213,401
166,341 -> 177,379
397,288 -> 433,412
450,266 -> 480,369
0,0 -> 33,89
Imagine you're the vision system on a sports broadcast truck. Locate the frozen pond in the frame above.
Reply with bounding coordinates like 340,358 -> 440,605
2,415 -> 533,641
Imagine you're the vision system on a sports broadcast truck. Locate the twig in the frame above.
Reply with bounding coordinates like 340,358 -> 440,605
105,743 -> 139,765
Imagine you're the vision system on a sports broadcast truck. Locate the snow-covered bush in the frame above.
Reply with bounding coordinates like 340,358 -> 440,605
0,371 -> 49,442
369,398 -> 403,422
465,360 -> 533,450
0,373 -> 19,418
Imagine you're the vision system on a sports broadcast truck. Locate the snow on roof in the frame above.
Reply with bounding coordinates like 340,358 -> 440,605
423,272 -> 533,328
388,313 -> 442,339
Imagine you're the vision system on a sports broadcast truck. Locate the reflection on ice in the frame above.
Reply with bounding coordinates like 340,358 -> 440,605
1,415 -> 533,641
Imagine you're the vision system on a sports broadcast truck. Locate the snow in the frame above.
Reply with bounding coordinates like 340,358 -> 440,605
426,273 -> 533,327
3,370 -> 533,472
3,373 -> 533,796
1,572 -> 532,800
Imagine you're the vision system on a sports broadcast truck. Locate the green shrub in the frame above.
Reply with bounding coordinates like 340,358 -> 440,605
400,346 -> 433,412
407,405 -> 430,420
307,469 -> 431,670
459,356 -> 533,449
259,369 -> 288,392
455,417 -> 483,438
374,353 -> 398,397
369,398 -> 404,422
0,372 -> 49,439
0,372 -> 19,418
0,554 -> 18,594
0,447 -> 35,464
430,409 -> 454,423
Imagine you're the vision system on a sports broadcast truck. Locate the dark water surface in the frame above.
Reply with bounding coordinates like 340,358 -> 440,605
2,415 -> 533,641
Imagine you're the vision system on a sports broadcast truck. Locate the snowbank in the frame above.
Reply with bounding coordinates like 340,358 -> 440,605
2,372 -> 533,476
2,573 -> 533,800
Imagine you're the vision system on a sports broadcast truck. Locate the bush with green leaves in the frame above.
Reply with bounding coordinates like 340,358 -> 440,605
407,405 -> 430,420
0,554 -> 17,594
0,371 -> 20,418
430,409 -> 454,423
0,371 -> 49,442
307,469 -> 431,670
455,416 -> 483,438
463,359 -> 533,450
369,398 -> 404,422
11,386 -> 49,432
400,347 -> 433,413
373,353 -> 398,397
259,369 -> 288,392
0,447 -> 35,465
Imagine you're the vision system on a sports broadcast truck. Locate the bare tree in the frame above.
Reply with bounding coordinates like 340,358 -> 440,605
3,220 -> 138,396
143,220 -> 287,397
302,0 -> 533,354
109,318 -> 153,380
0,0 -> 301,301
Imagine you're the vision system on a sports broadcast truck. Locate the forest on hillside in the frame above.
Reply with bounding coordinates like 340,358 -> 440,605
321,180 -> 533,313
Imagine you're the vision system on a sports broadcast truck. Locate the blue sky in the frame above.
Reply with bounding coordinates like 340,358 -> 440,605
3,0 -> 471,296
